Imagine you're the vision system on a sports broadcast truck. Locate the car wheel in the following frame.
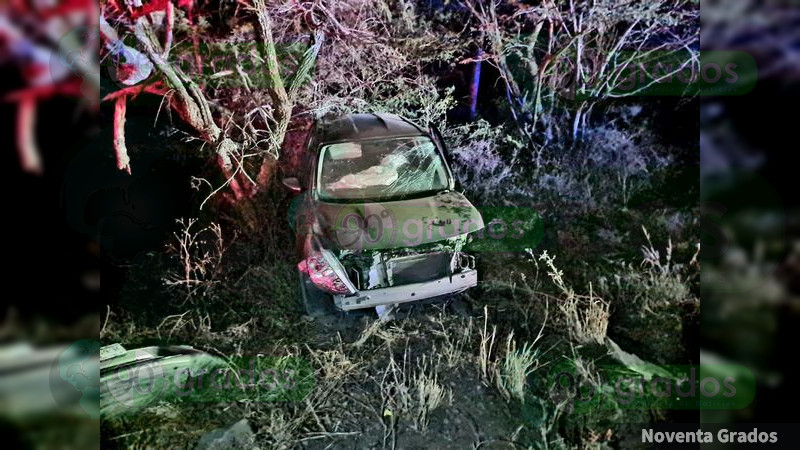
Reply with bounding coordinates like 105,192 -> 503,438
298,272 -> 335,317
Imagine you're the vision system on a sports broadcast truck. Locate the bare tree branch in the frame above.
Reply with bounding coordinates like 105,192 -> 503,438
113,96 -> 131,174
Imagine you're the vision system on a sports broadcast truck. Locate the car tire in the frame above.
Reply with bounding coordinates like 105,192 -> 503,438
298,272 -> 335,317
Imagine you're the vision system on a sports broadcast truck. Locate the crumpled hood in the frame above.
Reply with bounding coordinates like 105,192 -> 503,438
314,190 -> 484,251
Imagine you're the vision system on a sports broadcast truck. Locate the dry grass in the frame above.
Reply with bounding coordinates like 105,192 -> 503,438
411,355 -> 452,432
600,226 -> 698,317
446,323 -> 474,368
538,251 -> 610,345
430,312 -> 474,369
377,344 -> 453,441
496,333 -> 543,403
557,291 -> 610,346
308,348 -> 361,382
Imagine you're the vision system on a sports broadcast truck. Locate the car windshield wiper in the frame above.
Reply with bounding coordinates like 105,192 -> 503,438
370,189 -> 448,202
319,188 -> 448,203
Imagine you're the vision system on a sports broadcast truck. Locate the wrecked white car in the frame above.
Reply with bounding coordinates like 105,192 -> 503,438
285,113 -> 484,316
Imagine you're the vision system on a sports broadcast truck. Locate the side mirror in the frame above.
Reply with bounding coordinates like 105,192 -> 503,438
282,177 -> 302,193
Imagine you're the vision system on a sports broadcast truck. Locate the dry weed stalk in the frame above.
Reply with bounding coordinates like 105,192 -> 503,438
411,354 -> 452,433
165,218 -> 228,304
433,313 -> 474,368
478,306 -> 498,382
495,305 -> 548,403
539,251 -> 609,344
377,343 -> 452,439
157,310 -> 212,339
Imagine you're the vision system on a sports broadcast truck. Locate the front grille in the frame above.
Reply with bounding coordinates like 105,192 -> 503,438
386,252 -> 450,286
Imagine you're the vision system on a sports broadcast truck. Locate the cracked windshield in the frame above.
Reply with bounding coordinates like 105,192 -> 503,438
318,137 -> 449,201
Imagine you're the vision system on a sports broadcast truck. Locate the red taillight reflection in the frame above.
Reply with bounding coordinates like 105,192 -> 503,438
299,251 -> 353,295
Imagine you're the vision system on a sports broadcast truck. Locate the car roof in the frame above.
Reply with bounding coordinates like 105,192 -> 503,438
316,113 -> 427,144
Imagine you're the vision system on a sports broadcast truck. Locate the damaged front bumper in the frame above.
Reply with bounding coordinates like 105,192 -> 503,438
332,268 -> 478,310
